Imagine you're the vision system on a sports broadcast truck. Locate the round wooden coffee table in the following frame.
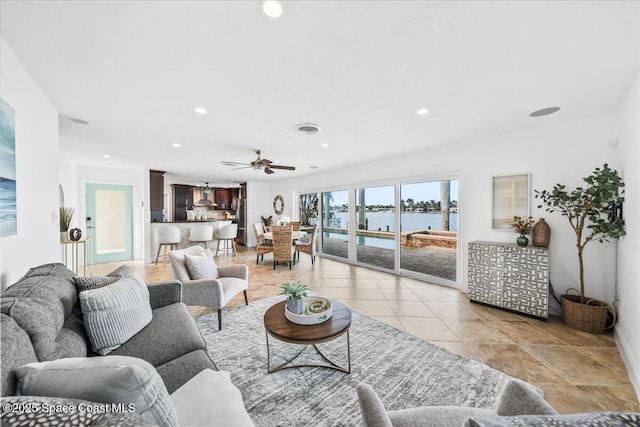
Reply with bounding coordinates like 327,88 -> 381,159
263,300 -> 352,373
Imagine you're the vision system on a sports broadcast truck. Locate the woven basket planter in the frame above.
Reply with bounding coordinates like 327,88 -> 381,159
560,293 -> 608,333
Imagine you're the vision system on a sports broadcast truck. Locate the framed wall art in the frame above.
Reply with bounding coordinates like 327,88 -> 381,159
492,173 -> 530,231
0,98 -> 16,237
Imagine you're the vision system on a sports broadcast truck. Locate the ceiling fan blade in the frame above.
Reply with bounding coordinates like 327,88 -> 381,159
264,167 -> 275,175
259,158 -> 272,166
268,164 -> 295,171
231,166 -> 252,170
222,161 -> 250,166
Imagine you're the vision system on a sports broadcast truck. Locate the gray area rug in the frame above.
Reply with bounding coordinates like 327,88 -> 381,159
195,296 -> 513,427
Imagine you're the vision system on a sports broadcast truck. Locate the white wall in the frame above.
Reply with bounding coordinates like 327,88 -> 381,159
0,38 -> 60,288
616,73 -> 640,399
246,181 -> 271,247
76,165 -> 145,261
269,113 -> 621,305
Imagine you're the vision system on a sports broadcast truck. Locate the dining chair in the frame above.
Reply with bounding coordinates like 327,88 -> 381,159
290,221 -> 301,231
295,224 -> 318,264
253,222 -> 273,264
272,225 -> 295,269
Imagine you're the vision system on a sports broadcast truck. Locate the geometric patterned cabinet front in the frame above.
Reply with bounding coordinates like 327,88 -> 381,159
468,241 -> 549,319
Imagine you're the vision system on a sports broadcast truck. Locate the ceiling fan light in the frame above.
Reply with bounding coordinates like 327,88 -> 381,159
263,1 -> 282,18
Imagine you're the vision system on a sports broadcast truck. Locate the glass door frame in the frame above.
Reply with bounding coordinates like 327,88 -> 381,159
294,171 -> 462,288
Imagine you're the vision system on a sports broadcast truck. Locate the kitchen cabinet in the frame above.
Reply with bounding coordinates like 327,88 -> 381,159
150,170 -> 164,210
214,189 -> 231,210
213,188 -> 240,210
172,184 -> 193,221
150,170 -> 165,222
468,241 -> 549,319
230,188 -> 239,211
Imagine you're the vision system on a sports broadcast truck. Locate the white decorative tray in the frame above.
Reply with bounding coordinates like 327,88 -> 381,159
285,297 -> 333,325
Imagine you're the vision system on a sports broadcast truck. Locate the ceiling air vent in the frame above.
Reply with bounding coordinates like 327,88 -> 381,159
296,123 -> 320,135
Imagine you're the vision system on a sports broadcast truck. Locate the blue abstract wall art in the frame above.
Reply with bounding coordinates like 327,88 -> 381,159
0,98 -> 16,237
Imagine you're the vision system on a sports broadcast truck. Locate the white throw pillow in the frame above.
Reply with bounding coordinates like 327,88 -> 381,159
170,369 -> 254,427
79,273 -> 152,355
14,356 -> 177,427
184,249 -> 219,280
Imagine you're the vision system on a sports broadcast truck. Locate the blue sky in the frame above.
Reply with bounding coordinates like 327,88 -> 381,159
323,180 -> 459,206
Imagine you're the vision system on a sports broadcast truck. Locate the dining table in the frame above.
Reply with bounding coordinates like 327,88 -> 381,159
263,230 -> 307,241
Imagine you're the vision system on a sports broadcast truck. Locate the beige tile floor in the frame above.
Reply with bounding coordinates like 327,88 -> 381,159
93,246 -> 640,414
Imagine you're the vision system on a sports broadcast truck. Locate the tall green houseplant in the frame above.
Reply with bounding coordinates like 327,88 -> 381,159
535,164 -> 625,305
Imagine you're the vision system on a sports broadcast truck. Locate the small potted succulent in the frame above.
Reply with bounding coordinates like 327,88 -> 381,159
280,282 -> 308,315
509,215 -> 535,246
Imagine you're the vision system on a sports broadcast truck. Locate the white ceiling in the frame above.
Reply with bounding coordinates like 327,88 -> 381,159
1,1 -> 638,185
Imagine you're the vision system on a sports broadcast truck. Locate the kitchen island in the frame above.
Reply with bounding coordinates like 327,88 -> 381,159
149,220 -> 232,259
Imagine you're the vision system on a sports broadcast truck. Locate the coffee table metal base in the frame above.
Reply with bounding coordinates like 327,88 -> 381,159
265,330 -> 351,374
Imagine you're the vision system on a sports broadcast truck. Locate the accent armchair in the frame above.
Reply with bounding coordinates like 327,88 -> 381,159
169,246 -> 249,330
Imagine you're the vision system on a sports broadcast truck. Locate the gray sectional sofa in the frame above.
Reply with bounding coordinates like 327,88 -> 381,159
0,263 -> 253,426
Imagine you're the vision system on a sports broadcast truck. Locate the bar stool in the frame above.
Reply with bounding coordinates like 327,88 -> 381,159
155,226 -> 181,265
188,225 -> 214,249
214,224 -> 238,256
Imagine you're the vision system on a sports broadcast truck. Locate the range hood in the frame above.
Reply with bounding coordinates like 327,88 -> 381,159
193,184 -> 217,207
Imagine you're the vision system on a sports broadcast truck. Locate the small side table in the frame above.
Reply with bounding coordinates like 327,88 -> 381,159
263,300 -> 352,373
61,237 -> 93,276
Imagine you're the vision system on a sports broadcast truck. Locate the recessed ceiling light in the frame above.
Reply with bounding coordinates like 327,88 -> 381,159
102,154 -> 111,158
69,117 -> 90,125
194,107 -> 207,115
263,1 -> 282,18
309,166 -> 319,169
529,107 -> 560,117
417,108 -> 429,116
321,143 -> 329,148
172,143 -> 181,148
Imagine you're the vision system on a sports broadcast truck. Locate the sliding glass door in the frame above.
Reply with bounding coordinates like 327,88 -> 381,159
321,190 -> 349,259
400,180 -> 458,281
303,175 -> 459,285
355,185 -> 396,270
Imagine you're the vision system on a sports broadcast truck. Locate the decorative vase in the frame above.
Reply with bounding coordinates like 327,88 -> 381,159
532,218 -> 551,247
69,228 -> 82,241
516,234 -> 529,246
286,297 -> 303,315
60,231 -> 68,242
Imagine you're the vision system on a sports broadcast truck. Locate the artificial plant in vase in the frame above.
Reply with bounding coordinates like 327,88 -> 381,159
535,163 -> 625,333
59,207 -> 74,242
280,282 -> 308,315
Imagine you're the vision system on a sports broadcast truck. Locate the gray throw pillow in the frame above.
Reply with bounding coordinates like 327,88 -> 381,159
184,249 -> 219,280
14,356 -> 176,427
79,273 -> 152,355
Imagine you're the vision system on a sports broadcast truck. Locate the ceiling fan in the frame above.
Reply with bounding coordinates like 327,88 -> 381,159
222,150 -> 296,175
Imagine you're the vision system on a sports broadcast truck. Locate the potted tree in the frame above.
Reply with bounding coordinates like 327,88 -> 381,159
60,207 -> 74,242
280,282 -> 308,315
535,164 -> 625,333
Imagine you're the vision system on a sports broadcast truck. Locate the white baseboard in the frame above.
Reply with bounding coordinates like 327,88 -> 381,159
615,328 -> 640,402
